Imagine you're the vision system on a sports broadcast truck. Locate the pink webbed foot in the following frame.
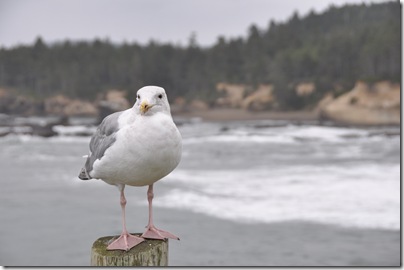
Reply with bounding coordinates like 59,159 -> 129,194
142,226 -> 180,240
142,184 -> 180,241
107,232 -> 144,251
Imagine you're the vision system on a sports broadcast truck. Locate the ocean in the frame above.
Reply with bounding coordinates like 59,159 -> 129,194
0,118 -> 400,266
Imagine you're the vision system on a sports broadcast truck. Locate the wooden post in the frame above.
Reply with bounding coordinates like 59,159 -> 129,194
91,234 -> 168,266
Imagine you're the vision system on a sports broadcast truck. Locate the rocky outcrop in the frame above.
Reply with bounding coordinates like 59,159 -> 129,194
296,82 -> 315,96
0,89 -> 132,119
170,96 -> 187,113
170,97 -> 209,113
0,89 -> 43,115
44,95 -> 97,116
64,100 -> 98,116
188,99 -> 209,111
216,83 -> 246,108
216,83 -> 275,111
320,81 -> 400,125
44,95 -> 71,115
102,90 -> 130,111
97,90 -> 130,121
44,90 -> 130,119
314,93 -> 334,115
241,84 -> 274,111
0,114 -> 69,137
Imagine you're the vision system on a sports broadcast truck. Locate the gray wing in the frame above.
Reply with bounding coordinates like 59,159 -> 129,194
79,111 -> 123,180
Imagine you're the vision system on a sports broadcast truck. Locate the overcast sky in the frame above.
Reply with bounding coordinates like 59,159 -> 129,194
0,0 -> 389,48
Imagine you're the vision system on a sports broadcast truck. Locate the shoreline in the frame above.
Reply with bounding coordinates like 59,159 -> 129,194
172,108 -> 401,129
0,108 -> 400,133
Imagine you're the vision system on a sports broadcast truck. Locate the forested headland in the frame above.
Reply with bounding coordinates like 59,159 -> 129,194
0,1 -> 400,113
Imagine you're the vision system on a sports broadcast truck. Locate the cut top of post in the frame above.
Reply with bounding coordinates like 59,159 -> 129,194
91,234 -> 169,266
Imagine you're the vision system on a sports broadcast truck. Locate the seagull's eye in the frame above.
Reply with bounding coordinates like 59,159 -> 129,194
158,94 -> 163,99
137,95 -> 140,99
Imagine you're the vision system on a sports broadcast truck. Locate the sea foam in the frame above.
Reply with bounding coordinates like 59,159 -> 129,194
155,163 -> 400,230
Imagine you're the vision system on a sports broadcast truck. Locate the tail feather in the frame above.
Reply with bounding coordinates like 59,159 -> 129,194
78,167 -> 91,180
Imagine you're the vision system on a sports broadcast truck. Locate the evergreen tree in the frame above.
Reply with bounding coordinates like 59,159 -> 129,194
0,1 -> 400,110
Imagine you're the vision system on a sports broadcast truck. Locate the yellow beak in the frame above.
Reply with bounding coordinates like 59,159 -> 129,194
140,100 -> 153,114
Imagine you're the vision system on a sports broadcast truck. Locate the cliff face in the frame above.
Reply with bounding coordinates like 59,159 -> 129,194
44,95 -> 98,116
319,81 -> 400,125
241,84 -> 274,111
0,89 -> 131,117
216,83 -> 247,108
216,83 -> 274,110
214,80 -> 400,126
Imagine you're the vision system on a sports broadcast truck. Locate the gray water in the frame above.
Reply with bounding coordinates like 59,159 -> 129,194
0,119 -> 400,266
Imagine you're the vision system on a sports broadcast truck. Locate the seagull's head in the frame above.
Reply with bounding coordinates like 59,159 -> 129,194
135,86 -> 171,116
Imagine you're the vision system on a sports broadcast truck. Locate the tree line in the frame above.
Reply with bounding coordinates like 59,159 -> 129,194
0,1 -> 400,109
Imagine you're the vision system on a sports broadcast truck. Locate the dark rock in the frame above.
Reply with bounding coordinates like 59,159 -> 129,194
31,124 -> 57,137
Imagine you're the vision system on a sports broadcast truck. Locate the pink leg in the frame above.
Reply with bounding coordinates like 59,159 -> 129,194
107,184 -> 144,251
141,184 -> 180,240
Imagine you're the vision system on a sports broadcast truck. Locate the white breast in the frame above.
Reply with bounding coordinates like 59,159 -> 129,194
91,112 -> 182,186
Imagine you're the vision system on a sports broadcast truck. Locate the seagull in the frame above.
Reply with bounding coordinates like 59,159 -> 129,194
78,86 -> 182,251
